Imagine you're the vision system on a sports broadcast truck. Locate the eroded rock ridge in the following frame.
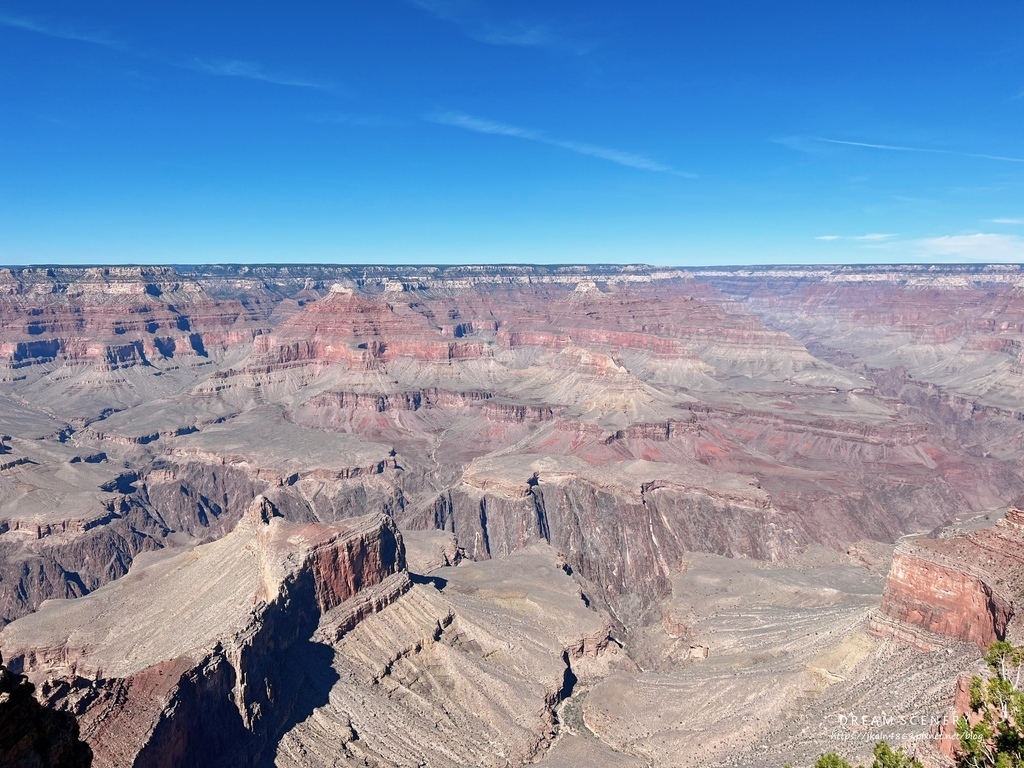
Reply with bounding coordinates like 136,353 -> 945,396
2,263 -> 1024,766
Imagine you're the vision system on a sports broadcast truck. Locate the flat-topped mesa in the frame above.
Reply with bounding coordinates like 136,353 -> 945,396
0,497 -> 408,768
176,263 -> 690,295
870,509 -> 1024,651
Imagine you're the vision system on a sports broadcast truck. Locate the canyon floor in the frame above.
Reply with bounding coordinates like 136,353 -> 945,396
2,263 -> 1024,767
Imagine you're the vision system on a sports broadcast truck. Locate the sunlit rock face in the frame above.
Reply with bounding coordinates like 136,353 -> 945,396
1,263 -> 1022,625
870,508 -> 1024,651
0,497 -> 408,768
2,263 -> 1024,766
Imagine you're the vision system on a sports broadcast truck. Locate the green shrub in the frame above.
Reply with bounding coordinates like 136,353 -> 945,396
956,641 -> 1024,767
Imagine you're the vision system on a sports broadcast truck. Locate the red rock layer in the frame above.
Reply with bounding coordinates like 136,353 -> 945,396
870,509 -> 1024,650
251,288 -> 493,370
0,266 -> 269,373
4,501 -> 408,768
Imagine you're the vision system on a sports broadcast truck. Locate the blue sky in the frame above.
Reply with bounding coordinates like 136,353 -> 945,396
1,1 -> 1022,266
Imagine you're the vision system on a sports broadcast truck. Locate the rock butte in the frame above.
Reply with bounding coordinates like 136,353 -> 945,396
869,508 -> 1024,652
2,263 -> 1024,766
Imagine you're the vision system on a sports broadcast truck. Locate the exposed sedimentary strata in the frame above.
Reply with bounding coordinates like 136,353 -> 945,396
869,550 -> 1012,652
0,266 -> 267,366
0,267 -> 270,424
870,509 -> 1024,651
147,410 -> 409,531
0,497 -> 407,768
275,544 -> 622,768
0,396 -> 415,626
1,512 -> 623,768
425,454 -> 789,624
2,264 -> 1010,633
0,433 -> 167,626
700,264 -> 1024,415
569,548 -> 984,768
6,263 -> 1024,765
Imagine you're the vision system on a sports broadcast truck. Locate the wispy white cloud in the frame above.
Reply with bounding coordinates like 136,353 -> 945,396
475,22 -> 558,48
427,111 -> 694,176
187,59 -> 332,90
547,139 -> 678,173
915,233 -> 1024,262
989,218 -> 1024,225
810,136 -> 1024,164
819,231 -> 1024,261
1,12 -> 329,90
408,0 -> 471,22
433,112 -> 540,140
891,194 -> 939,205
408,1 -> 590,54
0,13 -> 119,47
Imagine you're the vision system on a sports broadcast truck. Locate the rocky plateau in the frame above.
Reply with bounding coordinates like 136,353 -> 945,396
3,263 -> 1024,766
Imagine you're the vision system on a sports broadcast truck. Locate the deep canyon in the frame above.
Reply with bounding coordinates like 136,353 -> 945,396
2,263 -> 1024,767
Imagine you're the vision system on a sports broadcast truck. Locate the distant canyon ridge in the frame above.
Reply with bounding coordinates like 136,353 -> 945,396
2,262 -> 1024,767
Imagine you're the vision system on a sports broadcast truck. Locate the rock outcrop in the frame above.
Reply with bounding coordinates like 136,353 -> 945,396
4,262 -> 1020,639
0,497 -> 407,767
0,266 -> 268,371
427,454 -> 789,624
274,543 -> 620,768
5,263 -> 1024,765
0,652 -> 92,768
870,509 -> 1024,650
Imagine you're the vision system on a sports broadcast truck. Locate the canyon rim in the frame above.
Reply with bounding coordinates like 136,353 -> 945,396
0,263 -> 1023,766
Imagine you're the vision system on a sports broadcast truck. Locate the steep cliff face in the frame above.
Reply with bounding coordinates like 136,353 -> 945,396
0,653 -> 92,768
0,497 -> 408,768
870,547 -> 1013,651
0,267 -> 267,372
0,435 -> 169,626
421,455 -> 791,624
0,398 -> 416,628
0,511 -> 161,628
6,263 -> 1024,766
0,267 -> 271,428
144,411 -> 407,525
5,264 -> 1024,653
274,543 -> 621,768
870,509 -> 1024,650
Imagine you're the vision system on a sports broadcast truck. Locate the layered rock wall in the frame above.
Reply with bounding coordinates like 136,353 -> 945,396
871,509 -> 1024,650
0,499 -> 408,767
